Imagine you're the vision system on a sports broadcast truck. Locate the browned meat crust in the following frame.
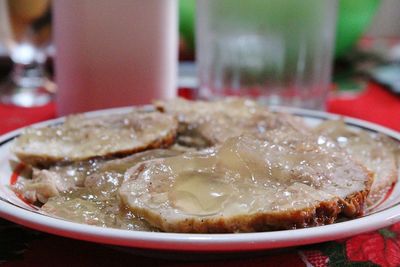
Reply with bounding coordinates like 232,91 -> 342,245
314,120 -> 400,204
13,112 -> 178,167
120,133 -> 374,233
16,129 -> 177,168
128,183 -> 371,233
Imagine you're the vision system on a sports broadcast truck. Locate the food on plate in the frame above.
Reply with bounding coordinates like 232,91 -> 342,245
155,98 -> 308,147
16,149 -> 182,230
13,149 -> 182,205
12,111 -> 178,167
120,130 -> 372,233
9,98 -> 398,233
315,120 -> 400,203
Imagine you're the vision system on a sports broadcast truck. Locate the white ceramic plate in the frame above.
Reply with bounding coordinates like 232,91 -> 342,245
0,107 -> 400,252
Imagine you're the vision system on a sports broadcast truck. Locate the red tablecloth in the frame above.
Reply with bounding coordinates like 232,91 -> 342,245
327,82 -> 400,132
1,83 -> 399,135
0,83 -> 399,267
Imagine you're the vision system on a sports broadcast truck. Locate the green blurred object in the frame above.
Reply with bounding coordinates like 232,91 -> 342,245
335,0 -> 380,57
178,0 -> 380,58
179,0 -> 195,50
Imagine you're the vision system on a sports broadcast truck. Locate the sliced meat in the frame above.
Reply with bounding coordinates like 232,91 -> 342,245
12,111 -> 178,167
314,120 -> 400,203
156,98 -> 308,147
38,149 -> 182,230
120,131 -> 372,233
13,169 -> 64,203
14,149 -> 182,205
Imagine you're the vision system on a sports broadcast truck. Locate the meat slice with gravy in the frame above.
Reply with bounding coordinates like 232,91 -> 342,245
120,130 -> 372,233
13,149 -> 182,204
156,98 -> 308,147
315,120 -> 400,203
12,111 -> 178,167
13,149 -> 182,230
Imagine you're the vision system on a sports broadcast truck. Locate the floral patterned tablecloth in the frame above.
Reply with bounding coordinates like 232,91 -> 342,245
0,83 -> 399,267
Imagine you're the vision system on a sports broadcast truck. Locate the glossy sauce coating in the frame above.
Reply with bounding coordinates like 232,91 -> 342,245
120,130 -> 371,232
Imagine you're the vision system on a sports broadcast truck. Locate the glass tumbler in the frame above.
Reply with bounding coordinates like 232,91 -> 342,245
196,0 -> 337,110
0,0 -> 54,107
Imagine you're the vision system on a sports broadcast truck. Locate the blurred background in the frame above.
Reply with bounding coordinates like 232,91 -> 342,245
177,0 -> 400,60
177,0 -> 400,94
179,0 -> 400,80
0,0 -> 399,86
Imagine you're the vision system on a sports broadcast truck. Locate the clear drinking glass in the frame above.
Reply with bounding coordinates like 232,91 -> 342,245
196,0 -> 337,110
0,0 -> 54,107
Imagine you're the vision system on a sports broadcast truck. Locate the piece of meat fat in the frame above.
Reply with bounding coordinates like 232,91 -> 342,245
13,169 -> 63,203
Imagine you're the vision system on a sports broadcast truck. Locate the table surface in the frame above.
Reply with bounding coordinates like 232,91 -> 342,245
0,82 -> 399,267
